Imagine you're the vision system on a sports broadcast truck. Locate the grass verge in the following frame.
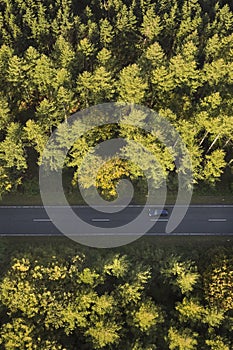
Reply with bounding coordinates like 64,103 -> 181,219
1,189 -> 232,205
0,235 -> 232,273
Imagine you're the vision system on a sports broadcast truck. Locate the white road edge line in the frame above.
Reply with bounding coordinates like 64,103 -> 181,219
1,204 -> 233,208
208,218 -> 227,222
0,233 -> 233,236
150,219 -> 169,222
33,219 -> 52,222
91,218 -> 110,222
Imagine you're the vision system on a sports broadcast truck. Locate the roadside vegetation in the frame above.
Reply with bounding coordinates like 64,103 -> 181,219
0,236 -> 232,349
0,0 -> 233,202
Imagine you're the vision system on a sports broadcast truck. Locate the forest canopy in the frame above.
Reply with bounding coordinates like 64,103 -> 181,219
0,2 -> 233,348
0,238 -> 232,349
0,0 -> 233,198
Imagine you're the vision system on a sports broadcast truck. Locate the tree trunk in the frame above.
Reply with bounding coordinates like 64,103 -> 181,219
206,134 -> 220,153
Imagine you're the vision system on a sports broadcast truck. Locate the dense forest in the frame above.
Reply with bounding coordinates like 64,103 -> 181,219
0,1 -> 233,349
0,238 -> 232,349
0,0 -> 233,199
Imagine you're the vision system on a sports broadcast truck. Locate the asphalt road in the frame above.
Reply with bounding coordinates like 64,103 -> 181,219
0,205 -> 233,236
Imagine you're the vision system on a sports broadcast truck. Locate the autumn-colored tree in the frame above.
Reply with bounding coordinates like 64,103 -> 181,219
0,252 -> 164,349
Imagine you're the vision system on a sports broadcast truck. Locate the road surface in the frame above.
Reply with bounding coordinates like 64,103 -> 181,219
0,205 -> 233,236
